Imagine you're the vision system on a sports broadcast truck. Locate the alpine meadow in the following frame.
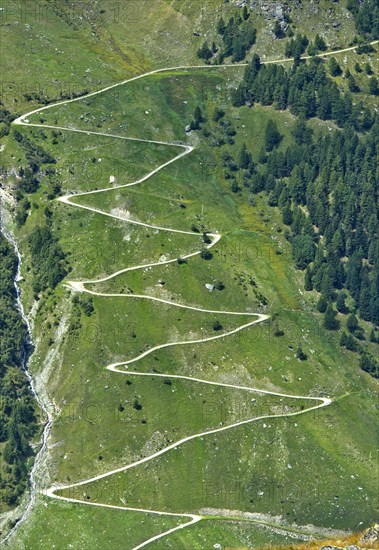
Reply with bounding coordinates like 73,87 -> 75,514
0,1 -> 378,549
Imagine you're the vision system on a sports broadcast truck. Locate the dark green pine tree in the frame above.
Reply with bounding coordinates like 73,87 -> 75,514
369,77 -> 379,96
340,332 -> 348,347
223,17 -> 237,56
231,83 -> 247,107
291,207 -> 304,235
217,17 -> 226,35
238,143 -> 251,169
329,57 -> 342,76
359,282 -> 372,321
370,296 -> 379,326
291,119 -> 312,145
347,73 -> 360,93
265,119 -> 282,151
324,304 -> 340,330
274,83 -> 288,110
195,106 -> 204,123
296,346 -> 307,360
346,313 -> 359,333
232,35 -> 247,62
331,228 -> 345,258
304,267 -> 313,291
321,267 -> 334,301
197,42 -> 213,60
317,295 -> 328,313
258,146 -> 267,164
243,54 -> 261,97
273,20 -> 285,39
314,34 -> 327,51
365,62 -> 373,75
336,292 -> 349,314
359,354 -> 379,378
292,235 -> 316,270
282,202 -> 293,225
346,252 -> 361,302
289,166 -> 305,205
345,334 -> 358,352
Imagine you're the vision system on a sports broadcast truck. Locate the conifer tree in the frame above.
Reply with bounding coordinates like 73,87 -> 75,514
217,17 -> 226,35
265,119 -> 282,151
324,304 -> 340,330
336,292 -> 349,314
238,143 -> 251,169
317,295 -> 328,313
347,313 -> 358,333
304,267 -> 313,291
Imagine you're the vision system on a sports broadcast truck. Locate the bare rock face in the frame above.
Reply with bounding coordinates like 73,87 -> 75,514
249,0 -> 301,19
359,523 -> 379,545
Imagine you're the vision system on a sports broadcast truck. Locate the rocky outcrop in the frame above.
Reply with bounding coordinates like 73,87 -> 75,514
318,525 -> 379,550
249,1 -> 301,18
359,523 -> 379,546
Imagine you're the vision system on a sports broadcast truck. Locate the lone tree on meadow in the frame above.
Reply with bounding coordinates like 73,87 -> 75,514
296,346 -> 308,361
202,232 -> 212,244
213,320 -> 223,331
200,248 -> 213,260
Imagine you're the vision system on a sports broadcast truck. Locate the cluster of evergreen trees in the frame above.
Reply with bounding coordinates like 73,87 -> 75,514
0,233 -> 38,507
232,55 -> 375,131
283,32 -> 327,59
216,11 -> 257,63
0,103 -> 16,138
13,129 -> 55,172
249,118 -> 379,324
347,0 -> 379,40
12,128 -> 57,227
198,7 -> 256,64
284,33 -> 309,60
239,113 -> 379,376
188,105 -> 238,154
28,224 -> 68,295
23,88 -> 88,106
200,52 -> 379,376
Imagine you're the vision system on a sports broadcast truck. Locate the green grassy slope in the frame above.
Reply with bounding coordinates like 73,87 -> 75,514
1,1 -> 378,548
1,0 -> 368,111
6,69 -> 377,549
11,496 -> 184,550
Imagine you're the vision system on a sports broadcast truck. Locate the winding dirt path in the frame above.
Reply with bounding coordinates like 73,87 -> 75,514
11,39 -> 373,547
